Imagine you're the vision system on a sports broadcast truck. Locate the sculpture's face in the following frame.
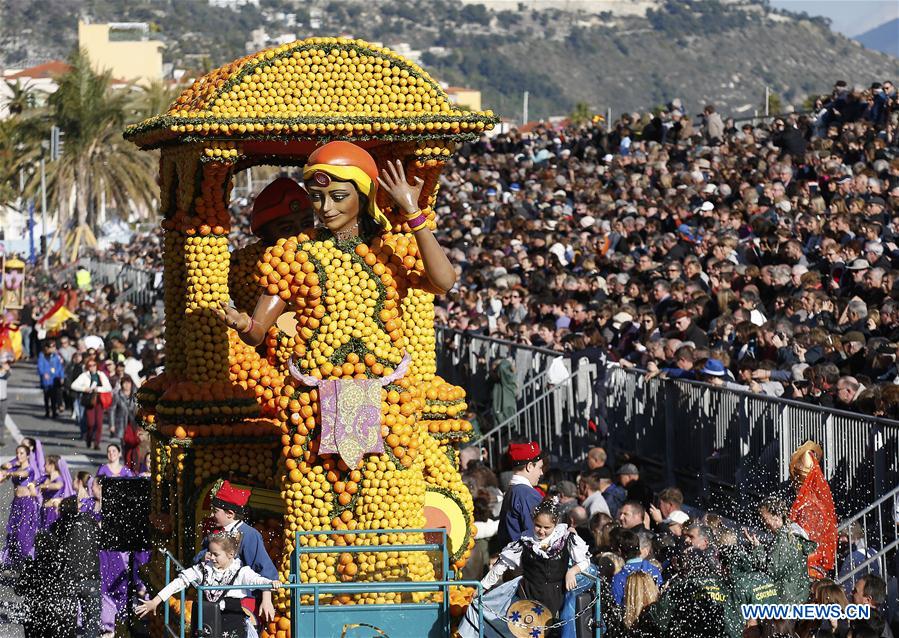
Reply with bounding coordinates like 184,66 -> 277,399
306,176 -> 362,235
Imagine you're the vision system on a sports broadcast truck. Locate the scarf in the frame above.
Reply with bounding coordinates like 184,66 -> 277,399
520,524 -> 570,560
201,558 -> 242,604
289,353 -> 411,469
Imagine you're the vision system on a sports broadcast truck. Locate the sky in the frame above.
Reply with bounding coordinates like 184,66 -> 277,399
768,0 -> 899,37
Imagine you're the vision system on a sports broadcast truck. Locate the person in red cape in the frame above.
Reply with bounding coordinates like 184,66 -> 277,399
789,440 -> 838,579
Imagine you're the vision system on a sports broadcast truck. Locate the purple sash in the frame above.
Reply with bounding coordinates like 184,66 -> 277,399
289,353 -> 411,469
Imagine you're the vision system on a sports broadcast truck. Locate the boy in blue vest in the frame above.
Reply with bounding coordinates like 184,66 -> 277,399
195,480 -> 279,626
496,441 -> 545,547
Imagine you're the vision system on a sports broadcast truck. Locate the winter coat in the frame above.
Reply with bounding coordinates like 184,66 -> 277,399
751,525 -> 813,605
109,388 -> 137,433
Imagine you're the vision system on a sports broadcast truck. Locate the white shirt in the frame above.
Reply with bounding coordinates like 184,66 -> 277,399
582,491 -> 611,517
508,475 -> 534,488
482,525 -> 591,589
474,519 -> 499,540
156,557 -> 273,605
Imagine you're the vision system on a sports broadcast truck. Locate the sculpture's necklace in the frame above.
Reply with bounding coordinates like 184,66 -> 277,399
335,221 -> 359,241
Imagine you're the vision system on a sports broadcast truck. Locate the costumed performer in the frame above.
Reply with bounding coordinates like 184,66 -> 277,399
139,531 -> 282,638
38,454 -> 74,530
788,440 -> 838,579
195,480 -> 278,625
0,445 -> 40,566
460,497 -> 593,638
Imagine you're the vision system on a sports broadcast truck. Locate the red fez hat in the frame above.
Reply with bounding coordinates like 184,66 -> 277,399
250,177 -> 311,234
507,441 -> 542,464
212,480 -> 251,511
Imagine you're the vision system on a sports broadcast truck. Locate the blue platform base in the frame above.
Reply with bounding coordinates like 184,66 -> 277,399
295,603 -> 447,638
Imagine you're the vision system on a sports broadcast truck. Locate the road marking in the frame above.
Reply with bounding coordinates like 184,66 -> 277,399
4,413 -> 94,471
3,413 -> 23,444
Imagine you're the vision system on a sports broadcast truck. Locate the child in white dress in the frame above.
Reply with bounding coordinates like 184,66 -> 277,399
136,531 -> 281,638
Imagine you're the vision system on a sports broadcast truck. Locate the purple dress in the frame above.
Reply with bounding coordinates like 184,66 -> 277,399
95,467 -> 133,630
96,464 -> 134,479
39,459 -> 74,530
1,465 -> 39,566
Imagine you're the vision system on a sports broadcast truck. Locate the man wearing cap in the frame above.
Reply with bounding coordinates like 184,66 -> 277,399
618,463 -> 653,513
496,441 -> 545,546
195,480 -> 279,621
229,177 -> 313,313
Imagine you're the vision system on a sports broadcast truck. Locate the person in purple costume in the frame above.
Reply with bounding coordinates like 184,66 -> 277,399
3,437 -> 45,485
39,454 -> 74,530
96,443 -> 134,479
90,476 -> 128,632
0,445 -> 40,566
74,471 -> 96,516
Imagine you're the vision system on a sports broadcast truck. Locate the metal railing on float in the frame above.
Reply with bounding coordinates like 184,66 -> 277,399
161,531 -> 494,638
435,326 -> 899,515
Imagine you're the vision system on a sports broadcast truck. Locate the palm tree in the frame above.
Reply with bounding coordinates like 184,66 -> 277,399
129,79 -> 180,120
569,101 -> 593,126
0,82 -> 46,209
3,79 -> 40,116
46,49 -> 159,257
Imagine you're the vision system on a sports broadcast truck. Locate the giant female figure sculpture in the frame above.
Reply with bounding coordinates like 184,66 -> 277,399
216,141 -> 468,604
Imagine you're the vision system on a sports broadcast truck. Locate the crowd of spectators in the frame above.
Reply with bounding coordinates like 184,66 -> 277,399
461,444 -> 896,637
435,80 -> 899,418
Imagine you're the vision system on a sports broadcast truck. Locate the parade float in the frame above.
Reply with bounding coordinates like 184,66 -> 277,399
126,36 -> 497,637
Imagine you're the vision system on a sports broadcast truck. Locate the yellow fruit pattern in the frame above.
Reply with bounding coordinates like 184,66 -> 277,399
130,36 -> 498,638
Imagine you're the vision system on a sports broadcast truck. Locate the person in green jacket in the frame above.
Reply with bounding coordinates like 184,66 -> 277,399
651,549 -> 727,638
744,496 -> 814,606
720,544 -> 780,638
490,358 -> 517,426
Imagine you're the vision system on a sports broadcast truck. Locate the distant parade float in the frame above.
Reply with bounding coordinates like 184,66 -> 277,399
126,36 -> 496,636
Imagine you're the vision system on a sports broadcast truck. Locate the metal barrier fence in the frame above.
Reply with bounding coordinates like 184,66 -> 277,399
77,258 -> 160,308
436,327 -> 899,515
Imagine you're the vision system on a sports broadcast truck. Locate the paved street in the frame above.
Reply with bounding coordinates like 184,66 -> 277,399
1,360 -> 110,637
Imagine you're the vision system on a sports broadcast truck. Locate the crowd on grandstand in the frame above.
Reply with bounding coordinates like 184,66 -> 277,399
435,80 -> 899,419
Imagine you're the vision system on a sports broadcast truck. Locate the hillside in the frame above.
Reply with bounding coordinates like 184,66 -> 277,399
1,0 -> 897,120
855,18 -> 899,59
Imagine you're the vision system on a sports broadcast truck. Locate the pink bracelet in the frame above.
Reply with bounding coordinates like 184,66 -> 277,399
245,317 -> 256,333
406,212 -> 429,231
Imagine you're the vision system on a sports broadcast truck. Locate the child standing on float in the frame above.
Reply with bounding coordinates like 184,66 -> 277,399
137,531 -> 282,638
215,142 -> 459,598
459,498 -> 594,638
